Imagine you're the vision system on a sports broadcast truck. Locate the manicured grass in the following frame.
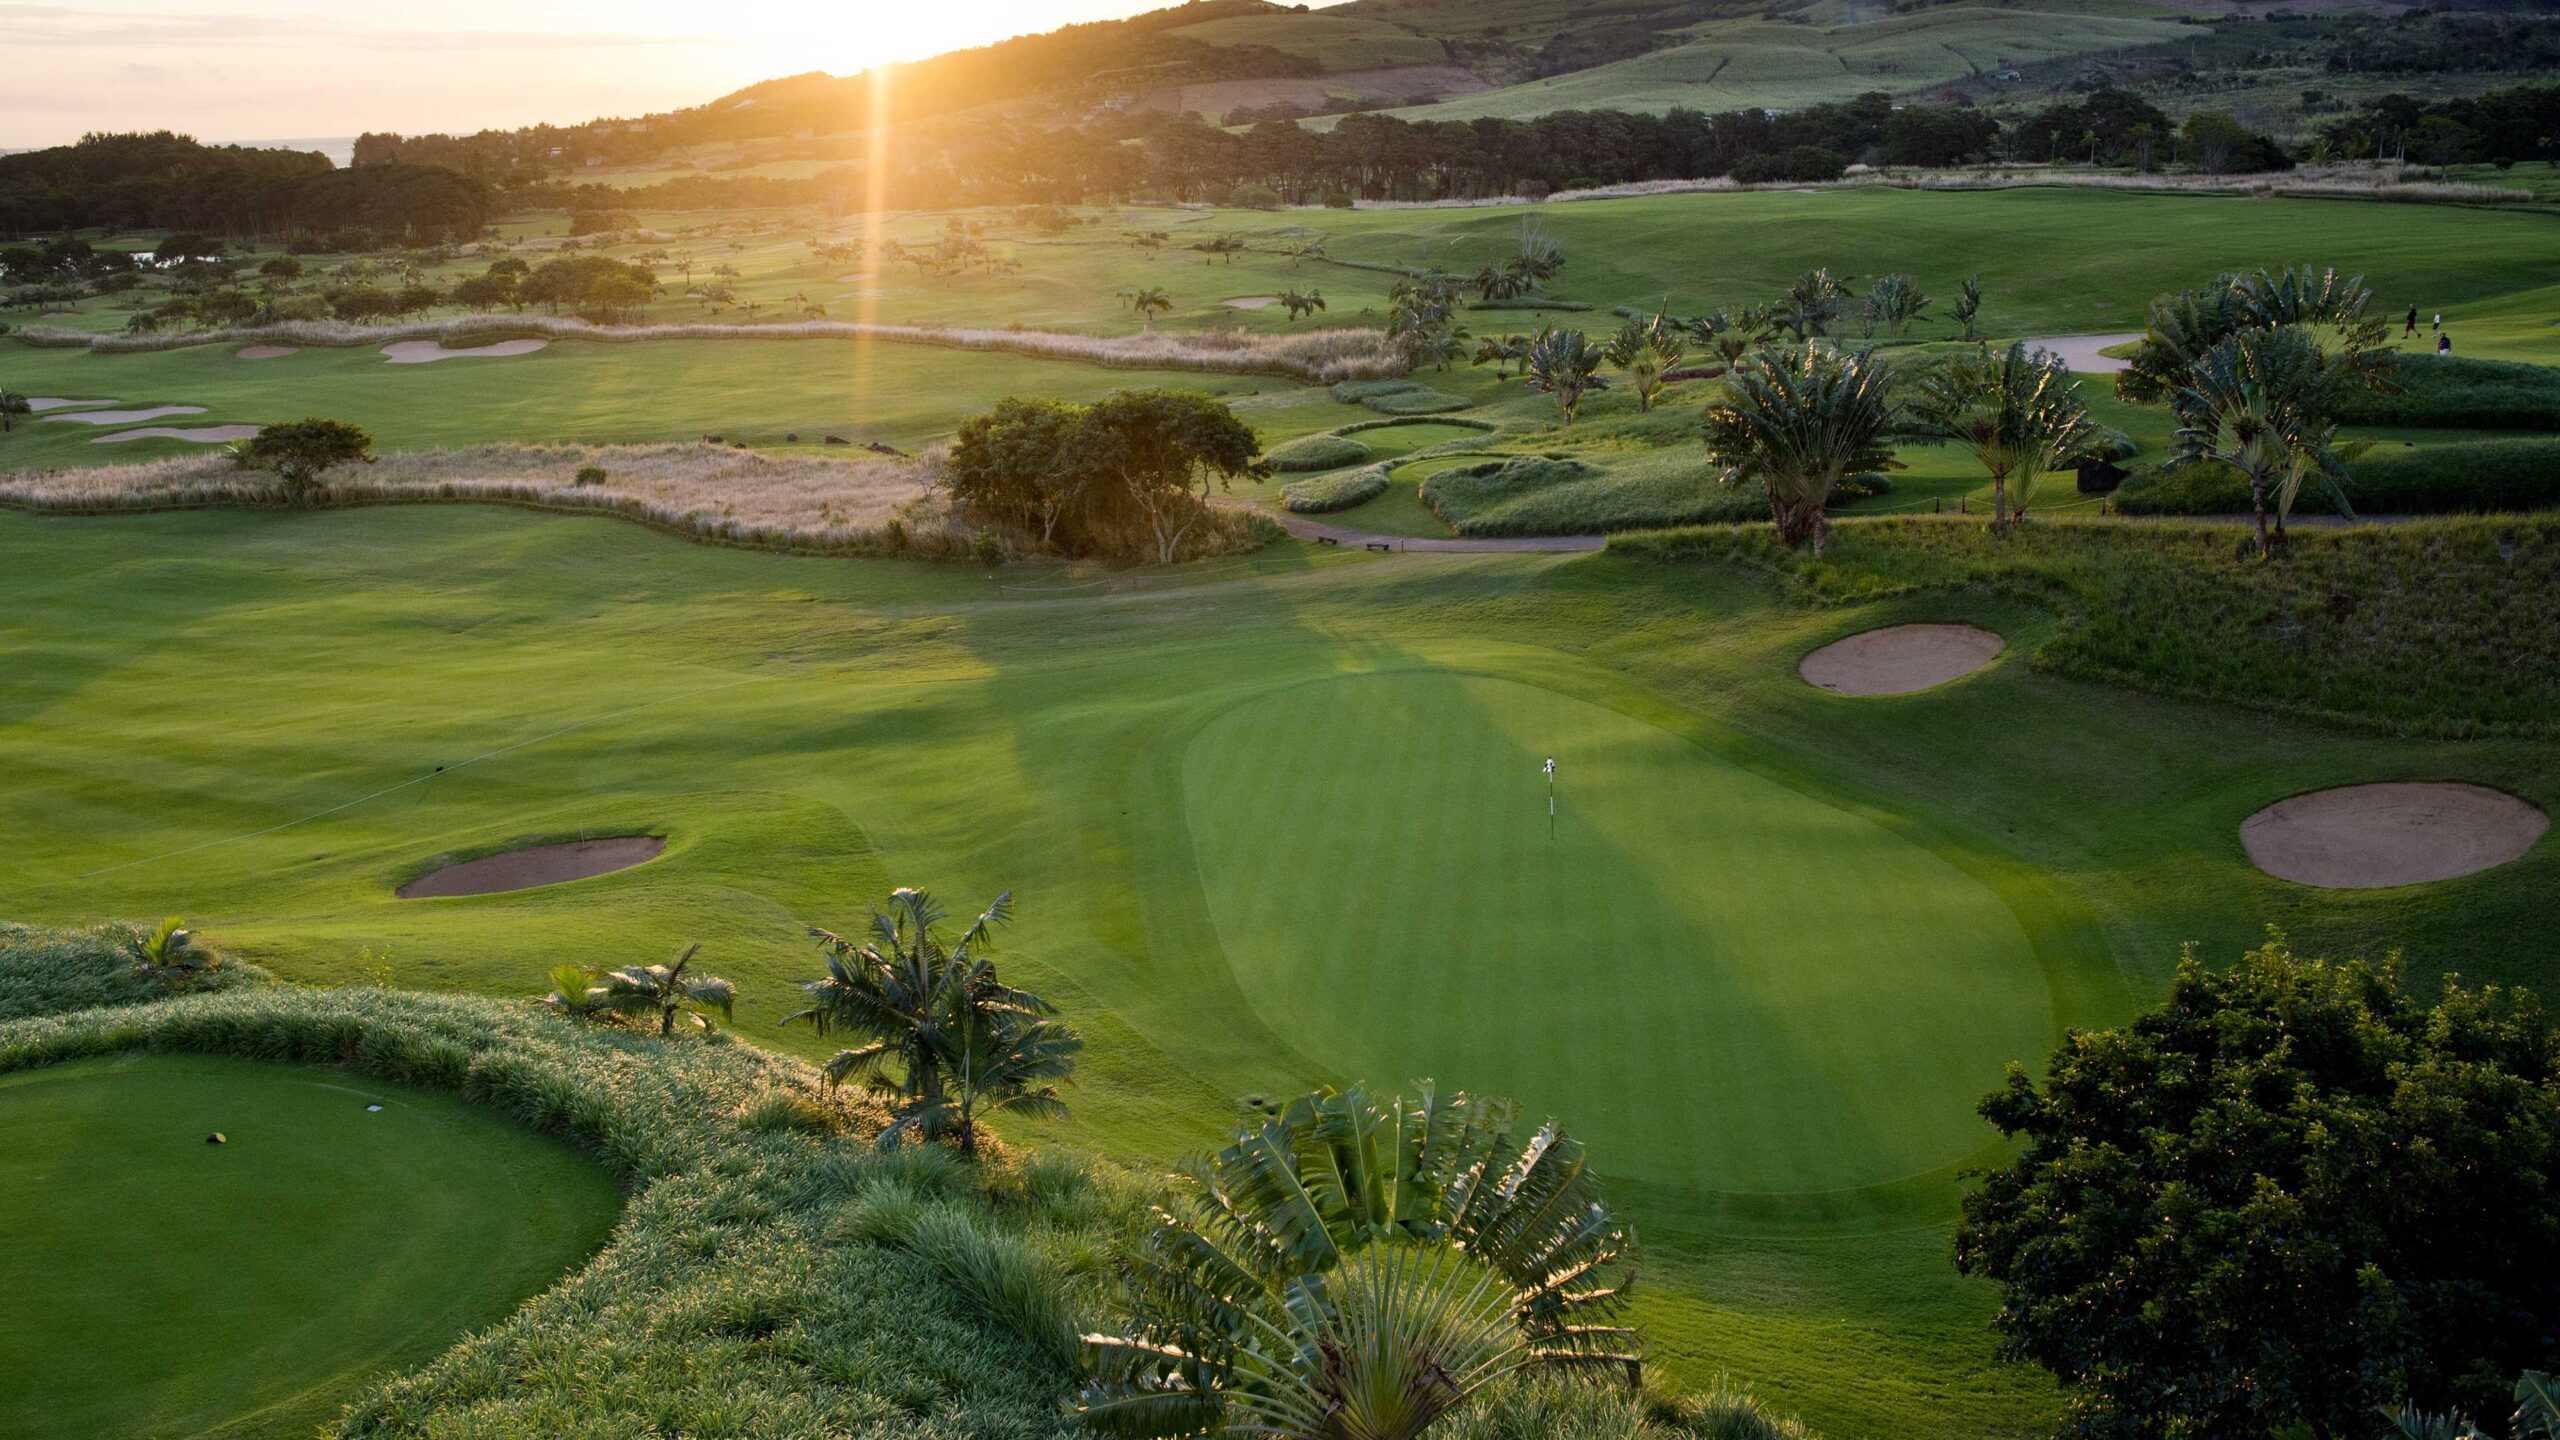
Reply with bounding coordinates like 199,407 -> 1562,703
0,1054 -> 619,1440
1184,669 -> 2049,1194
4,503 -> 2554,1436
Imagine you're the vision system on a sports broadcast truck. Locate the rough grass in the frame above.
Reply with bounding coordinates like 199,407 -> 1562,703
1264,432 -> 1373,471
2114,440 -> 2560,518
2333,357 -> 2560,432
18,314 -> 1406,384
0,443 -> 965,558
1613,513 -> 2560,738
1281,461 -> 1393,512
0,920 -> 267,1023
1420,451 -> 1768,535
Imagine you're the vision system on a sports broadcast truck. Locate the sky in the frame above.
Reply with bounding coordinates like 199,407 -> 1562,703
5,1 -> 1324,150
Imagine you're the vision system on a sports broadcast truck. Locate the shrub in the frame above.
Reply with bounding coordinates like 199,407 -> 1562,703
573,464 -> 608,487
1280,463 -> 1391,513
1263,433 -> 1372,471
2114,438 -> 2560,517
899,1205 -> 1080,1369
2333,356 -> 2560,431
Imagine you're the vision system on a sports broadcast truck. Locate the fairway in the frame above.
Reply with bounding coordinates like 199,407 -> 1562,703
0,1055 -> 621,1440
1184,671 -> 2048,1193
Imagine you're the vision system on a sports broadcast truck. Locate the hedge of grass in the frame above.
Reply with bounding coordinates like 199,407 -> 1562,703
1612,513 -> 2560,739
1264,433 -> 1373,472
1335,415 -> 1499,438
2333,357 -> 2560,431
0,921 -> 267,1023
0,984 -> 1118,1439
2113,438 -> 2560,517
1281,462 -> 1394,513
1421,452 -> 1773,536
1326,377 -> 1472,415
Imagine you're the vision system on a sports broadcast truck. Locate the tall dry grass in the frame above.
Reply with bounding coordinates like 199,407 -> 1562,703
13,313 -> 1406,383
0,442 -> 969,557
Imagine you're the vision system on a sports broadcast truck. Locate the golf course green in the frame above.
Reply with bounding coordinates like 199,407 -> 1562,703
1184,670 -> 2047,1194
0,1054 -> 620,1440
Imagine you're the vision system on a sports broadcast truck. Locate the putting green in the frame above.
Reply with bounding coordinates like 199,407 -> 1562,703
1182,671 -> 2053,1194
0,1055 -> 621,1440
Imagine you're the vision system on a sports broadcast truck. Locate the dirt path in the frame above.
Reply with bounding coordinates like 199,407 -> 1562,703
2023,333 -> 2144,373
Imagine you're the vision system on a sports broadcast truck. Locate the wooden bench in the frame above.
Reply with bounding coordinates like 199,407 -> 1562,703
1314,535 -> 1340,546
1365,542 -> 1394,552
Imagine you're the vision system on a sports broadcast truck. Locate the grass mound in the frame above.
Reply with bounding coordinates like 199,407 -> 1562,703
0,921 -> 265,1024
1420,452 -> 1769,535
1614,513 -> 2560,739
1264,433 -> 1373,472
1327,377 -> 1470,415
0,1054 -> 619,1440
1282,462 -> 1393,513
2113,439 -> 2560,517
2334,357 -> 2560,432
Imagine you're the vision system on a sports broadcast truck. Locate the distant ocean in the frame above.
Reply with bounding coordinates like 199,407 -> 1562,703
0,135 -> 358,165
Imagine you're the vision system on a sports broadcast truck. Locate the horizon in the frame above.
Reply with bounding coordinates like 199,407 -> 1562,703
3,0 -> 1350,152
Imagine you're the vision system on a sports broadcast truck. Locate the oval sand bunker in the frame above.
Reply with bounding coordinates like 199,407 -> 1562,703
381,339 -> 550,364
1800,623 -> 2005,696
2241,782 -> 2547,889
398,836 -> 665,898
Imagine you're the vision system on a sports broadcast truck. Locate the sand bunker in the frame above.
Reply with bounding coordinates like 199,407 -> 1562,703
397,835 -> 666,898
93,425 -> 261,445
1800,623 -> 2006,696
42,405 -> 206,426
2241,782 -> 2547,888
2026,334 -> 2143,375
1223,296 -> 1277,309
237,345 -> 298,360
28,397 -> 113,413
381,339 -> 550,364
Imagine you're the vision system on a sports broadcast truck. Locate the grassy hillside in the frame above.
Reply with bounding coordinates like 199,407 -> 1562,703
1172,10 -> 1451,70
1335,6 -> 2191,123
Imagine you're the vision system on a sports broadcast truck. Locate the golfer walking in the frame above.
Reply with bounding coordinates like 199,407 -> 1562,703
1544,756 -> 1558,837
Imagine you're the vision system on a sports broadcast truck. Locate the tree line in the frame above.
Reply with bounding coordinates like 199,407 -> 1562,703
0,133 -> 494,242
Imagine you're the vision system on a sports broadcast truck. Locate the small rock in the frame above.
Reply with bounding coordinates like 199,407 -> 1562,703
205,1132 -> 226,1145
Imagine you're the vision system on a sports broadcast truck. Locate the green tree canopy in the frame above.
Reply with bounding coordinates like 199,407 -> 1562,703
1955,932 -> 2560,1440
232,418 -> 375,504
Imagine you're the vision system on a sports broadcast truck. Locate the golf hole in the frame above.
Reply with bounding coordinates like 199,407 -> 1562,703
397,835 -> 666,898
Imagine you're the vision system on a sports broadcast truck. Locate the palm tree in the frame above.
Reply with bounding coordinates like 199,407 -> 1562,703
575,943 -> 735,1036
1861,273 -> 1931,338
1907,342 -> 2099,531
1950,274 -> 1985,341
1685,308 -> 1765,368
1278,288 -> 1325,322
783,888 -> 1077,1156
2168,325 -> 2356,556
1773,269 -> 1850,340
1470,333 -> 1529,378
1523,326 -> 1608,421
1602,313 -> 1685,411
131,917 -> 210,982
1700,343 -> 1901,556
1119,286 -> 1172,332
1080,1083 -> 1639,1440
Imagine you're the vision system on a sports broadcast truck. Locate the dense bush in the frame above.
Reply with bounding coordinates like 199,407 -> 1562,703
1263,433 -> 1372,472
0,921 -> 266,1023
2332,356 -> 2560,431
2114,438 -> 2560,516
1281,463 -> 1393,513
1613,513 -> 2560,738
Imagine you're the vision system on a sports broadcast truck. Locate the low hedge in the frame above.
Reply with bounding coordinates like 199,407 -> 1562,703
0,921 -> 267,1023
1281,463 -> 1392,513
1264,433 -> 1372,471
2113,438 -> 2560,517
2333,356 -> 2560,431
1364,386 -> 1471,415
